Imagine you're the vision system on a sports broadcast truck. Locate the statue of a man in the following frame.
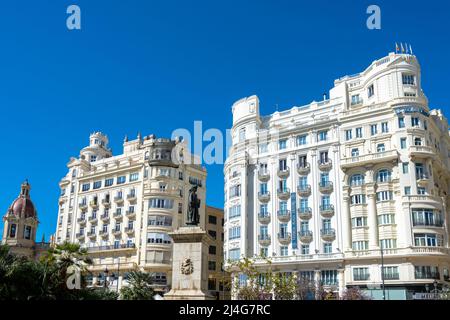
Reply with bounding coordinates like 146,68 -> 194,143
187,186 -> 200,225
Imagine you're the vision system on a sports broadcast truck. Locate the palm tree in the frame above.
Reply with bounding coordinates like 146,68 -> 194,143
120,271 -> 155,300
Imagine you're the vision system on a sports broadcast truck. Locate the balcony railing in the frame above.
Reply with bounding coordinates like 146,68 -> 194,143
127,193 -> 137,202
258,170 -> 270,182
87,243 -> 136,252
76,233 -> 85,238
100,214 -> 110,222
319,181 -> 334,193
319,204 -> 335,218
87,231 -> 96,238
258,234 -> 271,246
89,200 -> 99,209
277,210 -> 291,222
383,273 -> 400,280
298,208 -> 312,220
297,163 -> 310,175
409,145 -> 435,158
340,150 -> 398,169
299,230 -> 313,243
79,202 -> 88,211
101,199 -> 111,207
353,274 -> 370,281
277,166 -> 290,178
258,192 -> 270,203
258,212 -> 271,224
77,217 -> 86,224
99,230 -> 108,237
126,210 -> 136,218
113,229 -> 122,236
114,196 -> 124,203
318,159 -> 332,171
88,215 -> 98,223
320,228 -> 336,241
278,232 -> 291,244
125,227 -> 135,234
297,185 -> 311,196
351,97 -> 364,106
277,188 -> 291,200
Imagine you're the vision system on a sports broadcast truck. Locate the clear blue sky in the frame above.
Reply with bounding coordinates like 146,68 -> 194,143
0,0 -> 449,241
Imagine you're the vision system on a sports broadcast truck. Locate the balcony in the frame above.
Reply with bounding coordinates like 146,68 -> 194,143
383,273 -> 400,280
258,170 -> 270,182
277,210 -> 291,222
409,145 -> 435,158
79,202 -> 88,211
351,97 -> 364,107
127,193 -> 137,202
100,214 -> 110,223
87,243 -> 136,253
77,217 -> 86,225
341,150 -> 398,169
76,233 -> 85,239
319,181 -> 334,193
88,215 -> 98,223
297,185 -> 311,197
113,212 -> 123,220
318,159 -> 332,171
298,208 -> 312,220
277,188 -> 291,200
89,201 -> 99,210
278,232 -> 291,245
99,230 -> 109,237
416,173 -> 430,186
353,274 -> 370,281
258,234 -> 271,246
320,204 -> 335,218
320,228 -> 336,241
87,231 -> 96,239
126,210 -> 136,219
113,229 -> 122,236
258,212 -> 271,224
277,166 -> 290,178
297,163 -> 310,175
101,199 -> 111,208
114,196 -> 124,204
125,227 -> 135,235
258,192 -> 270,203
299,230 -> 313,243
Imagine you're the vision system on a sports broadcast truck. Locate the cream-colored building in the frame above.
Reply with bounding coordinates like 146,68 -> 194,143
55,132 -> 207,293
224,51 -> 450,299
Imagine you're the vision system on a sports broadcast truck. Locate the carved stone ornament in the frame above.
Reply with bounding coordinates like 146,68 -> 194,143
181,258 -> 194,275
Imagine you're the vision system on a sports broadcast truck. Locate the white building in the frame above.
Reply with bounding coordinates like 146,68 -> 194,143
55,132 -> 207,293
224,51 -> 450,299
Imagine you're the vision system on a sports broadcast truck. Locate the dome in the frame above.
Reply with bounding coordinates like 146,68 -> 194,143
7,180 -> 37,219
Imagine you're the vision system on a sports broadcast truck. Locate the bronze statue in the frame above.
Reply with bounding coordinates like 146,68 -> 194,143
187,186 -> 200,225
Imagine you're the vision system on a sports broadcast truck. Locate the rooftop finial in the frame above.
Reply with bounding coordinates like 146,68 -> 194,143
124,135 -> 128,143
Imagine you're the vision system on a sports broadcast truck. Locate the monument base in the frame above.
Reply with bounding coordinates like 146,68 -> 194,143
164,226 -> 215,300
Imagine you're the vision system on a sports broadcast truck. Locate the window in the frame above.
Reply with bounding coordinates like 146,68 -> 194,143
415,266 -> 440,280
381,122 -> 389,133
146,232 -> 172,244
129,173 -> 139,182
90,155 -> 97,162
239,128 -> 246,142
208,230 -> 217,239
229,205 -> 241,219
117,176 -> 126,184
280,246 -> 288,256
105,178 -> 114,187
229,227 -> 241,240
383,267 -> 399,280
414,137 -> 422,146
400,137 -> 407,149
296,135 -> 307,146
370,124 -> 378,136
351,194 -> 366,205
377,143 -> 385,152
377,191 -> 393,202
208,215 -> 217,224
411,117 -> 420,127
318,131 -> 328,141
279,139 -> 287,150
352,241 -> 369,251
349,174 -> 364,186
301,245 -> 309,255
209,246 -> 217,255
321,270 -> 338,286
368,84 -> 374,98
82,183 -> 90,192
24,226 -> 32,240
345,130 -> 352,141
148,215 -> 172,227
229,185 -> 241,198
260,248 -> 268,257
380,239 -> 397,249
323,243 -> 332,254
208,261 -> 216,271
355,127 -> 363,138
351,94 -> 362,106
378,214 -> 395,225
93,181 -> 102,189
402,74 -> 415,85
351,148 -> 359,157
259,143 -> 268,153
398,117 -> 405,128
377,169 -> 391,183
149,198 -> 174,209
279,159 -> 287,171
404,186 -> 411,195
319,151 -> 329,164
352,217 -> 368,228
412,209 -> 443,227
402,162 -> 409,174
353,268 -> 370,281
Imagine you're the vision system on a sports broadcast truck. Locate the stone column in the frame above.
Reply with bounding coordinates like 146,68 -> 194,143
314,269 -> 321,299
342,186 -> 352,251
338,269 -> 345,298
367,183 -> 379,250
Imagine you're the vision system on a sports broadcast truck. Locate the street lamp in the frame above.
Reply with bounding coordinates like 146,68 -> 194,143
104,267 -> 109,288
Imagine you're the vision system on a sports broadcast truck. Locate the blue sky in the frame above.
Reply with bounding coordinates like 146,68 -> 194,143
0,0 -> 449,241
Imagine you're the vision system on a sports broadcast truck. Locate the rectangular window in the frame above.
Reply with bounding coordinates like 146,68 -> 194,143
352,241 -> 369,251
229,185 -> 241,198
404,186 -> 411,195
279,139 -> 287,150
398,117 -> 405,128
296,135 -> 307,146
239,128 -> 246,142
345,130 -> 352,141
82,183 -> 90,192
378,214 -> 395,225
105,178 -> 114,187
380,239 -> 397,249
301,245 -> 309,255
414,266 -> 440,280
411,117 -> 420,127
377,143 -> 385,152
208,261 -> 216,271
402,162 -> 409,174
129,173 -> 139,182
209,246 -> 217,255
280,246 -> 288,256
351,94 -> 362,106
229,205 -> 241,219
383,267 -> 399,280
368,84 -> 374,98
208,215 -> 217,224
400,138 -> 407,149
117,176 -> 126,184
353,268 -> 370,281
370,124 -> 377,136
402,74 -> 415,85
259,143 -> 268,153
93,181 -> 102,189
318,131 -> 328,142
352,216 -> 368,228
229,227 -> 241,240
323,243 -> 332,254
351,148 -> 359,157
208,230 -> 217,239
376,191 -> 393,202
381,122 -> 389,133
355,127 -> 363,138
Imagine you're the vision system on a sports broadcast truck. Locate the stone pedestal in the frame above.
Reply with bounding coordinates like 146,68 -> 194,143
164,226 -> 215,300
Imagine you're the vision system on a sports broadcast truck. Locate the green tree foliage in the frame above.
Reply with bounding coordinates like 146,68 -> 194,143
119,271 -> 155,300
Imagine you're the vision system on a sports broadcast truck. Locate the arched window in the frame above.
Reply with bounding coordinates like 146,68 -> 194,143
9,224 -> 17,238
414,138 -> 422,146
349,174 -> 365,186
144,151 -> 149,160
377,169 -> 392,183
